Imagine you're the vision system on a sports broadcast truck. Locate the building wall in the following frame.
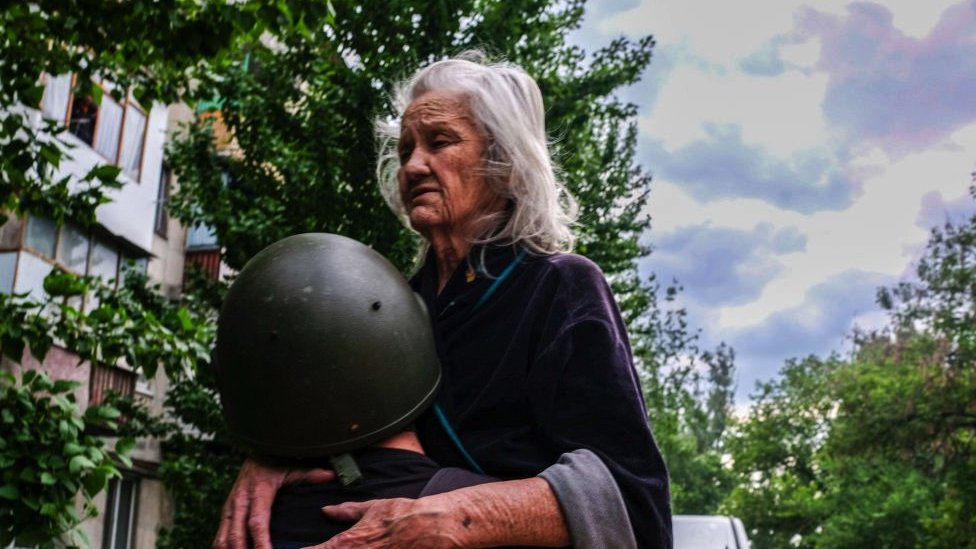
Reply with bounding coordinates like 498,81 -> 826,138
146,104 -> 192,299
133,478 -> 171,549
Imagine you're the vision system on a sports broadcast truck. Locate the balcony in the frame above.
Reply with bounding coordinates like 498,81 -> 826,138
89,362 -> 136,405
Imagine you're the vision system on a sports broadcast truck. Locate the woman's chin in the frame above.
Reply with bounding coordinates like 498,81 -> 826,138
408,210 -> 446,233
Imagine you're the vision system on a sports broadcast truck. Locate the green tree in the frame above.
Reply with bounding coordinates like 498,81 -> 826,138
723,355 -> 834,548
725,182 -> 976,548
659,342 -> 736,514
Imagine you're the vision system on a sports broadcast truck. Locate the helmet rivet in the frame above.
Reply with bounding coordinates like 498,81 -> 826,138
371,301 -> 381,311
349,423 -> 360,433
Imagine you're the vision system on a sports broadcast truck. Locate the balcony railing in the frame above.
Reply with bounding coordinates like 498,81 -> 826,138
184,248 -> 222,280
89,362 -> 136,406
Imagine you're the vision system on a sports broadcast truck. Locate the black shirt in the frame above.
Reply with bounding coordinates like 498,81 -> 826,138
412,245 -> 672,547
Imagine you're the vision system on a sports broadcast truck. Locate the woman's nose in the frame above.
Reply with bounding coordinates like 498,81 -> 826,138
401,148 -> 431,179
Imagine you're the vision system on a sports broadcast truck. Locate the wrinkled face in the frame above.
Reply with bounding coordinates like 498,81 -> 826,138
397,91 -> 505,238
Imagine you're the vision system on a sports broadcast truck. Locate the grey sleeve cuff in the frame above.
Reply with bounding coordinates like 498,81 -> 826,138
538,449 -> 637,549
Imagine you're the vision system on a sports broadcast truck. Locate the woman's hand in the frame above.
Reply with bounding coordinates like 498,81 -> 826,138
307,477 -> 569,549
306,498 -> 464,549
213,456 -> 335,549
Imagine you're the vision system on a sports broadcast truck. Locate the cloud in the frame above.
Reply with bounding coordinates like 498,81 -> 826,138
796,1 -> 976,155
641,59 -> 831,155
915,189 -> 976,231
771,225 -> 808,253
598,0 -> 849,67
726,269 -> 895,390
739,38 -> 788,76
646,223 -> 808,306
643,124 -> 859,213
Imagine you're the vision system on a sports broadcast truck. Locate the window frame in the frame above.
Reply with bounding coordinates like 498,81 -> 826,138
118,100 -> 149,181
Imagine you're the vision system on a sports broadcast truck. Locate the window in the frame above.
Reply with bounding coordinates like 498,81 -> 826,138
24,216 -> 57,258
93,94 -> 124,162
119,103 -> 147,179
0,252 -> 15,294
0,216 -> 24,250
154,166 -> 170,238
68,94 -> 98,146
56,223 -> 90,273
43,74 -> 149,181
19,215 -> 146,293
40,73 -> 72,123
102,477 -> 139,549
89,238 -> 119,284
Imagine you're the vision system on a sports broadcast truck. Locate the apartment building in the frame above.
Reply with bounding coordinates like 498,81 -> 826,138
1,75 -> 199,549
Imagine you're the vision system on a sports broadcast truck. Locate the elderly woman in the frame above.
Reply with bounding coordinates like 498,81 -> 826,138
214,53 -> 671,548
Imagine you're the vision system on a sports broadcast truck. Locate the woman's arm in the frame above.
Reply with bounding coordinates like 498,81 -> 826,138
213,457 -> 335,549
312,477 -> 570,548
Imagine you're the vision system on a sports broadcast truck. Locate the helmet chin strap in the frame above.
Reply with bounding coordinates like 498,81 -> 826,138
330,452 -> 364,487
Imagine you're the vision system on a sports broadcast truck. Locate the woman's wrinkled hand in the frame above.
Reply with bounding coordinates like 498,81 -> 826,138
213,456 -> 335,549
303,497 -> 464,549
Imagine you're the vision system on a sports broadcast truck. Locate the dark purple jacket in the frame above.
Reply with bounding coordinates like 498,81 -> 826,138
412,245 -> 672,548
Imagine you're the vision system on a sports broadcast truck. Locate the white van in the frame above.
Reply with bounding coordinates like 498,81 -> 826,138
673,515 -> 751,549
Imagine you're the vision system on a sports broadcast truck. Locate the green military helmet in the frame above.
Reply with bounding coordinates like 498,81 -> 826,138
214,233 -> 440,458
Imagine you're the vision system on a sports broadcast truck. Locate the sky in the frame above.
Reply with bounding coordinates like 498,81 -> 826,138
572,0 -> 976,401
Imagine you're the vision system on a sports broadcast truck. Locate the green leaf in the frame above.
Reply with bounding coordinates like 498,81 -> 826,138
0,484 -> 19,499
68,454 -> 95,474
23,83 -> 45,107
64,441 -> 84,455
115,436 -> 136,457
51,379 -> 80,393
43,269 -> 87,297
177,306 -> 194,331
87,163 -> 122,182
95,405 -> 121,419
39,142 -> 62,168
91,84 -> 103,105
81,467 -> 109,496
22,368 -> 39,386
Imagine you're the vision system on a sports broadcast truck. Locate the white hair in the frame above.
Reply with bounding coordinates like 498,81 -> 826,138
376,51 -> 578,256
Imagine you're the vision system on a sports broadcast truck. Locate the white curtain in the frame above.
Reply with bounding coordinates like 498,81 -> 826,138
119,104 -> 147,180
94,95 -> 123,161
41,73 -> 72,123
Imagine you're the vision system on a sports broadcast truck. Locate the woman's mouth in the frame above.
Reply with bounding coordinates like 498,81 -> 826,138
409,185 -> 440,201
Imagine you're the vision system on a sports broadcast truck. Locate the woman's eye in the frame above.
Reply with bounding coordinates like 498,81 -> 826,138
431,137 -> 453,149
